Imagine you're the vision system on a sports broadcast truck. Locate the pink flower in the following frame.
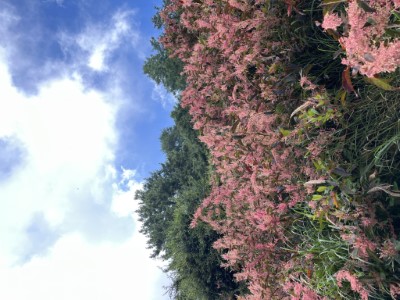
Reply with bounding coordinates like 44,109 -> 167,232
361,216 -> 377,227
181,0 -> 193,7
340,0 -> 400,77
354,235 -> 377,258
379,240 -> 398,260
222,249 -> 240,264
286,282 -> 320,300
321,12 -> 342,30
300,75 -> 318,90
390,283 -> 400,299
228,0 -> 248,12
276,203 -> 288,214
336,270 -> 369,300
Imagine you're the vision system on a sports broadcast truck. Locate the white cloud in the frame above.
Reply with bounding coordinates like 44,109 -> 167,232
89,48 -> 106,71
59,10 -> 140,72
151,81 -> 177,109
0,173 -> 168,300
41,0 -> 65,6
111,169 -> 142,218
0,50 -> 120,260
0,4 -> 170,299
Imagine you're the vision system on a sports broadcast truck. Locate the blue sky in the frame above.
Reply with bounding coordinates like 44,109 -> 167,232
0,0 -> 174,299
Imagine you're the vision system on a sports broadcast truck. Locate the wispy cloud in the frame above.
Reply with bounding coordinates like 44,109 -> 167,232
151,81 -> 177,109
59,9 -> 140,72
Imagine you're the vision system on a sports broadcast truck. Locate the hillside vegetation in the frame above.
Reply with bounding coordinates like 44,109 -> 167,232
138,1 -> 400,299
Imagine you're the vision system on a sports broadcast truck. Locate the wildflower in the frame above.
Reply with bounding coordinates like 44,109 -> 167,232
353,235 -> 377,258
340,0 -> 400,77
390,283 -> 400,299
336,270 -> 369,300
321,12 -> 342,31
300,75 -> 318,90
379,240 -> 398,260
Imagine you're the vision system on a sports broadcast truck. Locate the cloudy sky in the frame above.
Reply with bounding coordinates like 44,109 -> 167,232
0,0 -> 174,299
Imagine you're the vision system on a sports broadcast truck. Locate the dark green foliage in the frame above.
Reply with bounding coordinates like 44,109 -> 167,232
143,1 -> 186,95
143,38 -> 186,95
135,169 -> 177,258
136,105 -> 208,258
164,180 -> 244,300
136,105 -> 244,299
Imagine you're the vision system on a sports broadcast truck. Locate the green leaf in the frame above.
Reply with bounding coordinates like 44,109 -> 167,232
385,28 -> 400,38
392,10 -> 400,21
357,0 -> 376,13
232,134 -> 246,140
321,0 -> 346,14
321,0 -> 346,4
394,181 -> 399,190
317,186 -> 327,192
363,17 -> 377,27
332,167 -> 351,177
312,194 -> 323,200
279,128 -> 291,137
395,240 -> 400,251
365,76 -> 399,91
307,108 -> 319,117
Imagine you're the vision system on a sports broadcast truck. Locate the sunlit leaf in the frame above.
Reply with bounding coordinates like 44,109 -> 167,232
392,10 -> 400,21
338,89 -> 347,107
268,62 -> 279,74
290,101 -> 314,119
279,127 -> 291,137
365,76 -> 399,91
312,194 -> 323,200
368,184 -> 400,197
331,192 -> 339,208
320,0 -> 346,5
304,179 -> 327,186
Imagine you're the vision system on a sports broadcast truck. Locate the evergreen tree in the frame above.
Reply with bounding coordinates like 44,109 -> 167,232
135,106 -> 245,299
143,38 -> 186,96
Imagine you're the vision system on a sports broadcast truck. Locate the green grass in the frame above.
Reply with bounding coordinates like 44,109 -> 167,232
280,1 -> 400,298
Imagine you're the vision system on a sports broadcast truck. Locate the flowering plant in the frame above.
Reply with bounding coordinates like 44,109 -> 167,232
155,0 -> 400,298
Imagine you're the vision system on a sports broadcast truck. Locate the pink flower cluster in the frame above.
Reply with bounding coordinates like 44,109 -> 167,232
322,0 -> 400,77
321,12 -> 342,31
160,1 -> 322,297
336,270 -> 369,300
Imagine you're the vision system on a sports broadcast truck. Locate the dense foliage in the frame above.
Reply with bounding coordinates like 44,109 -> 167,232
136,105 -> 245,299
140,0 -> 400,299
143,38 -> 186,95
